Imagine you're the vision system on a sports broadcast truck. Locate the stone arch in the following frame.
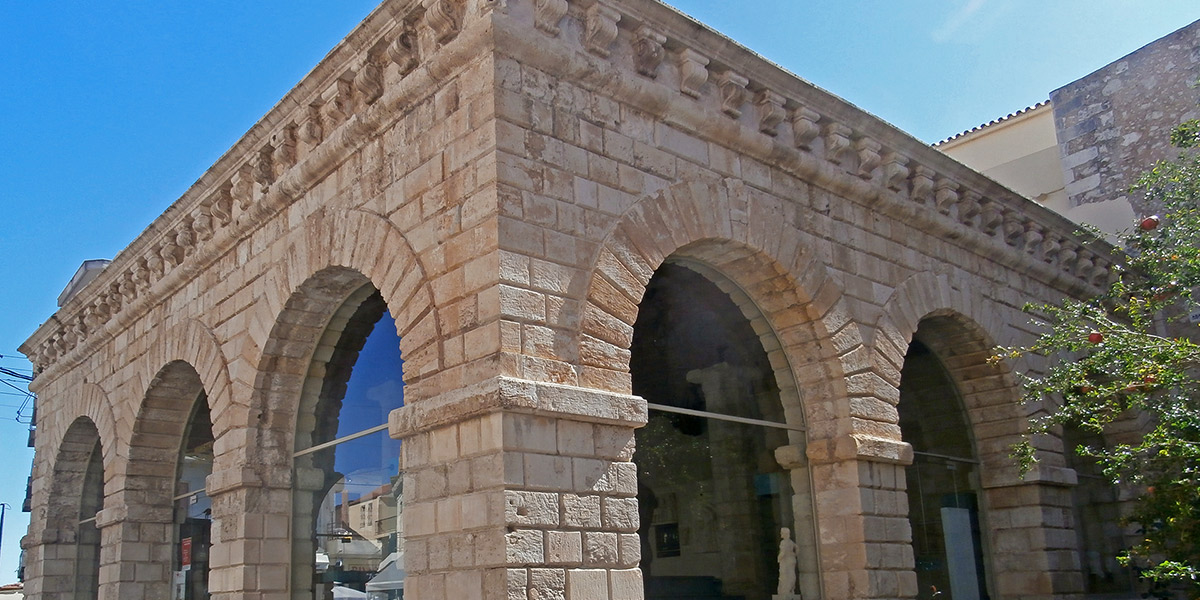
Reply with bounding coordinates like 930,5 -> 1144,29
874,270 -> 1059,598
243,207 -> 438,434
36,416 -> 105,600
148,318 -> 234,439
126,360 -> 207,491
580,177 -> 858,439
41,383 -> 119,478
872,270 -> 1028,474
582,177 -> 867,600
106,361 -> 210,599
205,207 -> 431,599
43,417 -> 104,538
280,207 -> 439,379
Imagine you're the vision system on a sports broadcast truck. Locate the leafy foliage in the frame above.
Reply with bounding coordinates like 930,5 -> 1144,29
1001,123 -> 1200,591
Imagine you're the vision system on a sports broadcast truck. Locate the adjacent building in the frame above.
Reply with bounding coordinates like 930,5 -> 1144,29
940,19 -> 1200,236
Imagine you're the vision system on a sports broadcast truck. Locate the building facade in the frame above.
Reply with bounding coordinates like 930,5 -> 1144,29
21,1 -> 1121,599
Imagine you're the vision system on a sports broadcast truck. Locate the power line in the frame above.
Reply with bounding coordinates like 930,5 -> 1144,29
0,379 -> 29,397
0,354 -> 31,367
0,368 -> 32,382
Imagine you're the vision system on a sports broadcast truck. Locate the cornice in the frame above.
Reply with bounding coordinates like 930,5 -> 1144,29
489,0 -> 1115,296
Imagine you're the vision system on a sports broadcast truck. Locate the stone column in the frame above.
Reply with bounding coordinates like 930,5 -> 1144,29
807,436 -> 916,600
94,498 -> 174,600
390,376 -> 647,600
982,467 -> 1084,599
204,466 -> 292,600
20,527 -> 82,600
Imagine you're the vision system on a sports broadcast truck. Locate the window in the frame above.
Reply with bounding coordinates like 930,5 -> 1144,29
292,289 -> 404,600
174,395 -> 214,600
632,263 -> 817,600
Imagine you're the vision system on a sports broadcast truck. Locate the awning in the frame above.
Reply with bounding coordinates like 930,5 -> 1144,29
332,585 -> 367,599
365,552 -> 405,591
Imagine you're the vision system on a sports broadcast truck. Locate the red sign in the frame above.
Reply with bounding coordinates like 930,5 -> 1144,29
181,538 -> 192,567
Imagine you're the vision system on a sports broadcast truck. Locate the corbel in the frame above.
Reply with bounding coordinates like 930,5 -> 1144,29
791,107 -> 820,149
715,70 -> 748,119
756,89 -> 785,136
633,25 -> 666,79
822,121 -> 852,164
854,137 -> 881,179
584,3 -> 621,57
882,152 -> 909,191
676,48 -> 709,98
534,0 -> 568,35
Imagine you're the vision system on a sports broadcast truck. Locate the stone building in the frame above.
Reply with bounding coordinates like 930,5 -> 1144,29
20,0 -> 1121,599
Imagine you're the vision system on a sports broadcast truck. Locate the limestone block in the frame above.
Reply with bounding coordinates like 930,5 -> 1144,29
592,426 -> 635,461
565,568 -> 608,600
506,528 -> 546,565
504,413 -> 559,453
407,501 -> 437,537
546,531 -> 583,565
447,569 -> 484,600
450,533 -> 476,568
557,420 -> 596,456
437,496 -> 464,532
473,529 -> 508,567
462,491 -> 501,529
572,458 -> 610,493
530,568 -> 566,600
600,497 -> 638,532
414,465 -> 450,501
525,453 -> 572,490
506,490 -> 561,527
429,534 -> 452,570
562,494 -> 602,528
582,532 -> 618,566
470,453 -> 506,490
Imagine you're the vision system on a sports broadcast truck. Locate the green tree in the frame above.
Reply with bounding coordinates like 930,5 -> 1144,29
1003,120 -> 1200,592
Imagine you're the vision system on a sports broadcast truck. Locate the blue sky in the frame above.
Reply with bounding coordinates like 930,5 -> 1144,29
1,0 -> 1198,584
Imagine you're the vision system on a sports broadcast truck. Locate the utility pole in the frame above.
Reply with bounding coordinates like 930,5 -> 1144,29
0,503 -> 7,568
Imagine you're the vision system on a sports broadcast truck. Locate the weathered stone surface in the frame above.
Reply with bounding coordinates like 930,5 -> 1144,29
20,1 -> 1115,599
1051,21 -> 1200,215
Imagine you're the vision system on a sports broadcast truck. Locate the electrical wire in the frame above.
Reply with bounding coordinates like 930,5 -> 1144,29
0,367 -> 33,382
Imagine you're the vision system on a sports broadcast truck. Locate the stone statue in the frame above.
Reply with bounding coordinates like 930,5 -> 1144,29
777,527 -> 799,597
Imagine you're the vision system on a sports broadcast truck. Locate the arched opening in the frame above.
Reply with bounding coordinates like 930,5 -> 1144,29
44,417 -> 104,600
128,361 -> 210,600
75,439 -> 103,600
291,284 -> 405,600
898,320 -> 991,600
1062,426 -> 1135,595
174,393 -> 214,600
631,261 -> 816,600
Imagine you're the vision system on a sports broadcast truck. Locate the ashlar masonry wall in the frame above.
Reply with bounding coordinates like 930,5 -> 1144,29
22,1 -> 1117,599
1051,19 -> 1200,216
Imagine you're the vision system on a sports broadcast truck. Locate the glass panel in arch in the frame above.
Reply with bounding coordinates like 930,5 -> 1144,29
293,301 -> 405,600
175,395 -> 214,600
632,263 -> 816,600
899,339 -> 989,600
636,417 -> 804,600
306,430 -> 402,600
76,440 -> 104,600
631,263 -> 788,424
